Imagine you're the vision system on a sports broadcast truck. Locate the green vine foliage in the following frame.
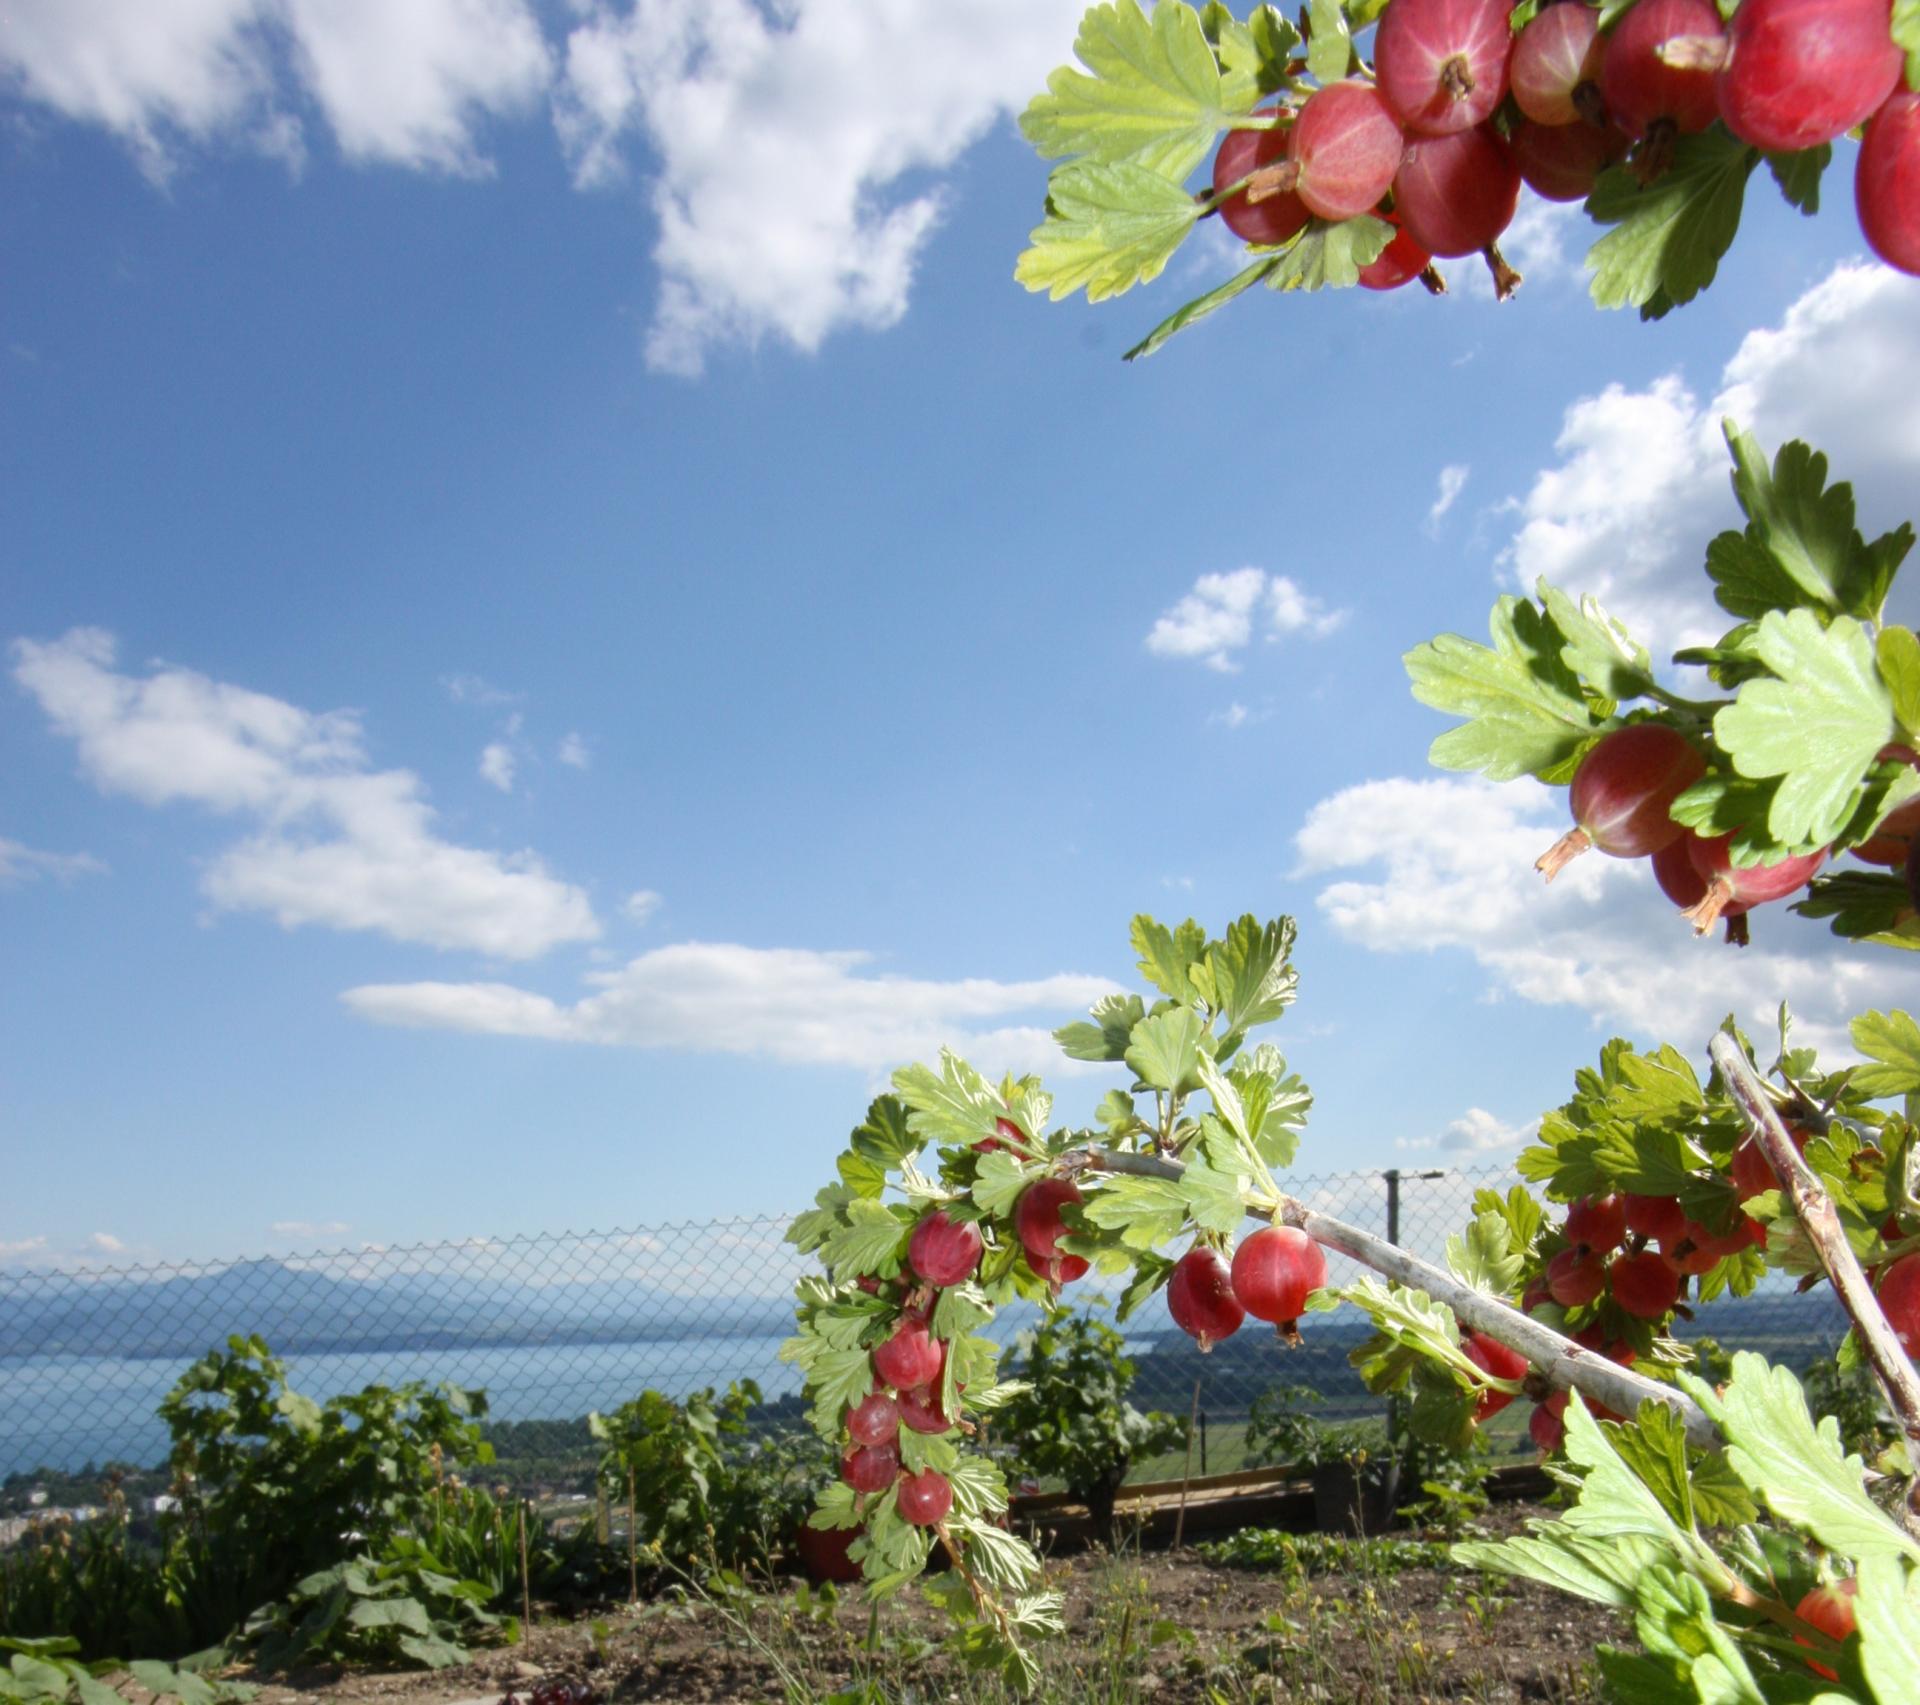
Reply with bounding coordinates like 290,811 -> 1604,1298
785,423 -> 1920,1698
1013,1 -> 1920,354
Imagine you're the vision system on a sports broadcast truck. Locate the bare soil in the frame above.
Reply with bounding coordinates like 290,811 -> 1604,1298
239,1505 -> 1619,1704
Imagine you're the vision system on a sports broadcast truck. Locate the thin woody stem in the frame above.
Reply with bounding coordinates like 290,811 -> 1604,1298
1077,1146 -> 1721,1449
1710,1032 -> 1920,1521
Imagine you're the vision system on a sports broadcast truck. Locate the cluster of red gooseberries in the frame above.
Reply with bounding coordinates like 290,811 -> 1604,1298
1530,721 -> 1920,942
1211,0 -> 1920,295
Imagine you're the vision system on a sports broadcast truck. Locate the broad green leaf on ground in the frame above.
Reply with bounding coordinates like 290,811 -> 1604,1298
1264,215 -> 1392,292
1766,143 -> 1829,213
1133,914 -> 1208,1001
1017,161 -> 1202,303
1201,3 -> 1302,95
1536,582 -> 1657,703
1056,991 -> 1148,1061
1849,1009 -> 1920,1097
1685,1353 -> 1920,1564
1124,254 -> 1281,360
1190,912 -> 1298,1035
1126,1005 -> 1211,1091
1714,609 -> 1892,846
1856,1555 -> 1920,1705
1019,0 -> 1258,179
1304,0 -> 1354,82
1719,425 -> 1908,622
1585,131 -> 1757,318
1407,595 -> 1602,781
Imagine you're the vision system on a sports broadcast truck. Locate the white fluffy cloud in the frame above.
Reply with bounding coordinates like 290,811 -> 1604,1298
621,888 -> 662,925
479,741 -> 516,792
342,941 -> 1120,1078
0,0 -> 550,177
13,628 -> 598,959
557,732 -> 589,770
1500,262 -> 1920,657
0,837 -> 106,885
1295,775 -> 1920,1057
1397,1108 -> 1540,1154
553,0 -> 1085,373
1146,568 -> 1347,672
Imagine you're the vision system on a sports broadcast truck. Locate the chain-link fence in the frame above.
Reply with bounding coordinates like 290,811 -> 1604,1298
0,1165 -> 1853,1494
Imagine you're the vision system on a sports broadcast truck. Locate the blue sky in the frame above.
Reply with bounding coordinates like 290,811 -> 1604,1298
5,0 -> 1920,1270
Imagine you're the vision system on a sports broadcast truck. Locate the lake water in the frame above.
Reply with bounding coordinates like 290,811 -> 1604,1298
0,1334 -> 808,1478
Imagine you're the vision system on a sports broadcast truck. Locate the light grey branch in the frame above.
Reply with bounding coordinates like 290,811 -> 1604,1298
1081,1145 -> 1721,1450
1710,1032 -> 1920,1521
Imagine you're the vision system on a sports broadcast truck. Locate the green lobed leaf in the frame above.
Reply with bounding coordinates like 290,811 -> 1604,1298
1080,1173 -> 1191,1249
1880,627 -> 1920,739
1019,0 -> 1260,179
1536,582 -> 1657,704
820,1198 -> 913,1280
1794,870 -> 1920,949
1017,160 -> 1202,304
1894,0 -> 1920,91
1123,254 -> 1282,361
1264,215 -> 1393,293
1855,1555 -> 1920,1705
971,1150 -> 1039,1217
1407,595 -> 1602,782
1304,0 -> 1353,82
1178,1157 -> 1250,1233
1454,1531 -> 1662,1609
1126,1005 -> 1211,1091
1686,1353 -> 1920,1565
849,1094 -> 921,1173
894,1049 -> 1003,1147
1585,131 -> 1757,319
1056,992 -> 1149,1062
1192,912 -> 1298,1036
1851,1009 -> 1920,1096
1202,3 -> 1302,95
1765,144 -> 1829,214
1713,610 -> 1892,847
1132,914 -> 1207,1001
1445,1210 -> 1525,1296
950,1516 -> 1042,1591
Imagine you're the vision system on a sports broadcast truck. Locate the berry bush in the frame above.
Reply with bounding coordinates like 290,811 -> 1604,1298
1014,0 -> 1920,355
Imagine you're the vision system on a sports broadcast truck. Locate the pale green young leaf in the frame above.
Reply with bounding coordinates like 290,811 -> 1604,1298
1304,0 -> 1353,82
1407,595 -> 1601,782
1017,161 -> 1201,303
1855,1554 -> 1920,1705
1056,992 -> 1149,1061
1849,1009 -> 1920,1096
1202,3 -> 1302,93
1687,1354 -> 1920,1564
1132,913 -> 1207,1000
1081,1173 -> 1192,1248
1556,1397 -> 1721,1580
1020,0 -> 1259,179
946,1454 -> 1010,1519
971,1150 -> 1038,1218
1264,214 -> 1392,292
837,1149 -> 888,1199
1445,1210 -> 1524,1296
931,1283 -> 993,1342
1179,1157 -> 1249,1233
893,1049 -> 1002,1146
821,1198 -> 913,1279
1895,0 -> 1920,85
898,1429 -> 960,1476
1880,627 -> 1920,739
1585,132 -> 1757,318
1197,912 -> 1298,1035
1600,1401 -> 1696,1533
1713,610 -> 1892,847
951,1517 -> 1042,1591
1536,582 -> 1657,703
1126,1005 -> 1211,1091
1453,1531 -> 1660,1609
788,1183 -> 857,1253
1096,1087 -> 1147,1134
1123,253 -> 1282,361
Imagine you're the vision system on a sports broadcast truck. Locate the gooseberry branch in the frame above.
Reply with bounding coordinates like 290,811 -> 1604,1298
1709,1031 -> 1920,1525
1078,1144 -> 1722,1449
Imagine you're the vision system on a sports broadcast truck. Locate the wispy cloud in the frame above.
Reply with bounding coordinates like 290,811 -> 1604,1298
14,629 -> 598,959
1425,464 -> 1469,533
557,732 -> 589,770
0,837 -> 107,886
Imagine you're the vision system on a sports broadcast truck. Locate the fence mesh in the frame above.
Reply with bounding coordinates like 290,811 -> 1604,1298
0,1165 -> 1854,1498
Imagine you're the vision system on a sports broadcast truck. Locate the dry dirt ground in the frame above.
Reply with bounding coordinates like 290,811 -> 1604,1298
239,1506 -> 1619,1704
